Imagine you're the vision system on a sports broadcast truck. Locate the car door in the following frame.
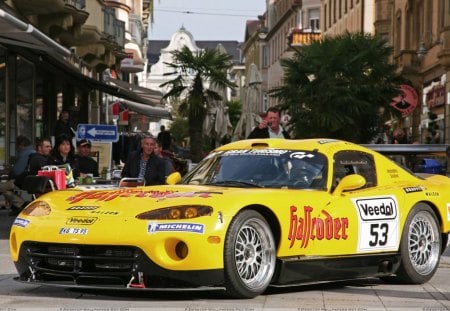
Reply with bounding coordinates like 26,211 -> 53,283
308,150 -> 402,257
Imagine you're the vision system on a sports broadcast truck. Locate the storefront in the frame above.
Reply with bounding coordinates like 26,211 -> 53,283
0,8 -> 168,172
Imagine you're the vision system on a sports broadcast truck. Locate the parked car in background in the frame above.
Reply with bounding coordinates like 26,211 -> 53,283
363,144 -> 449,176
9,139 -> 450,298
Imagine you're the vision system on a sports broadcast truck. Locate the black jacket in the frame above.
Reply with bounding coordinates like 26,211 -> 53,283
121,151 -> 166,185
247,127 -> 291,139
73,155 -> 99,178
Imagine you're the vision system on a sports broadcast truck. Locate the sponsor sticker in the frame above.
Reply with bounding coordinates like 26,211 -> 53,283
352,196 -> 399,252
13,217 -> 30,228
403,186 -> 424,193
147,222 -> 204,234
59,227 -> 89,235
66,216 -> 98,225
67,206 -> 99,210
353,196 -> 397,221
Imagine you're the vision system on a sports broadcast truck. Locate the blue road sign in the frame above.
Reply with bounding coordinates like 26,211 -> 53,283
76,124 -> 119,143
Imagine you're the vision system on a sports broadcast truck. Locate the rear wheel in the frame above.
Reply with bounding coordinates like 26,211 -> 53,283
394,203 -> 441,283
224,210 -> 276,298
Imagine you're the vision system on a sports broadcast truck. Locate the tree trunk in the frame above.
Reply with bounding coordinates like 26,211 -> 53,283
189,113 -> 205,163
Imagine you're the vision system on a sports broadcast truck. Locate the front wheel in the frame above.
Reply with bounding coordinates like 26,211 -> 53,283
394,203 -> 441,284
224,210 -> 276,298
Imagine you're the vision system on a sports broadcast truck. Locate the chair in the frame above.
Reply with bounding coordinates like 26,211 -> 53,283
21,175 -> 55,200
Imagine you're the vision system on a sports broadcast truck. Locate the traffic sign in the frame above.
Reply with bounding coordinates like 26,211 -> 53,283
76,124 -> 119,143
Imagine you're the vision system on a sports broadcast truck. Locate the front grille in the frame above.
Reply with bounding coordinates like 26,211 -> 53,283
21,242 -> 139,286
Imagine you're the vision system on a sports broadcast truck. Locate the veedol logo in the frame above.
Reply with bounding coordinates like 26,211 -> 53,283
354,197 -> 397,221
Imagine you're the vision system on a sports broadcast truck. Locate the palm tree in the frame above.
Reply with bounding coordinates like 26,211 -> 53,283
161,46 -> 235,162
272,32 -> 404,143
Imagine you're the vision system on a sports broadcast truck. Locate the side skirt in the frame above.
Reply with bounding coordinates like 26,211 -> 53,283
272,253 -> 401,286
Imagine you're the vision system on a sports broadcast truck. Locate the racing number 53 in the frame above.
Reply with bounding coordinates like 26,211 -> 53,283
369,223 -> 388,246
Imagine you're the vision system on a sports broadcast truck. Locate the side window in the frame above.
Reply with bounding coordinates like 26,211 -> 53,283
333,151 -> 377,190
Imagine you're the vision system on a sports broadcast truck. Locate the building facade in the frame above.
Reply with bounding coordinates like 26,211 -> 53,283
0,0 -> 162,170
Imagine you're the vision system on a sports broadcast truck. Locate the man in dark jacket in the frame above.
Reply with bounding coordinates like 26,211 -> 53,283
248,107 -> 290,139
54,110 -> 75,139
122,136 -> 166,185
73,139 -> 99,178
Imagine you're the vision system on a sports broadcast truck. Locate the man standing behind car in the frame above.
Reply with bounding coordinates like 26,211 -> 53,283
122,135 -> 166,185
247,107 -> 290,139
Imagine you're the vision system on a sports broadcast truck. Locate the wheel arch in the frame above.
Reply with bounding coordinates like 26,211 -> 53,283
406,200 -> 447,254
239,204 -> 281,250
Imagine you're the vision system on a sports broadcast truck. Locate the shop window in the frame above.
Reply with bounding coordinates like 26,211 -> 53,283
0,48 -> 6,169
15,56 -> 34,139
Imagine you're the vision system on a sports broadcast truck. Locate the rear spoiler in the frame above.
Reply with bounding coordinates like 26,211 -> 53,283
362,144 -> 450,156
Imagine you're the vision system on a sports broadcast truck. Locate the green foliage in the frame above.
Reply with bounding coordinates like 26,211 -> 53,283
161,46 -> 236,162
272,32 -> 404,143
226,100 -> 242,127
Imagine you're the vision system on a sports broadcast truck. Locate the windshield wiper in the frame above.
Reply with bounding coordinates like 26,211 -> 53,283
208,180 -> 263,188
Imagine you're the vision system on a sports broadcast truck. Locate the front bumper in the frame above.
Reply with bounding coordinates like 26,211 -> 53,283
14,241 -> 224,290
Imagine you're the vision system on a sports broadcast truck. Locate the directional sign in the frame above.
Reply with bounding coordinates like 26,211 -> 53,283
76,124 -> 119,143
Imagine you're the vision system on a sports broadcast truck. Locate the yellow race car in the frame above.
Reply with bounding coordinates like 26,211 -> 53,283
9,139 -> 450,298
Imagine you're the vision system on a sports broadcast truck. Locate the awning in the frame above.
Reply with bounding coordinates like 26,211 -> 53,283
104,77 -> 164,106
120,100 -> 172,120
0,8 -> 70,57
0,7 -> 170,119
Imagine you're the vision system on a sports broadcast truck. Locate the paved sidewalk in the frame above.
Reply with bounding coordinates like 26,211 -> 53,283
0,208 -> 449,310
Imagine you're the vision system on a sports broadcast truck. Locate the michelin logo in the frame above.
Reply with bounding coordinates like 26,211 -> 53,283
148,222 -> 204,234
13,217 -> 30,228
354,196 -> 397,221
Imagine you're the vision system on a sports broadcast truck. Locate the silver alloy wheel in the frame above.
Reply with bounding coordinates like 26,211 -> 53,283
234,218 -> 276,290
408,210 -> 440,275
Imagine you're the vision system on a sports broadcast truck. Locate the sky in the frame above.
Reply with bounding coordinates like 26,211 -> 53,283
147,0 -> 266,41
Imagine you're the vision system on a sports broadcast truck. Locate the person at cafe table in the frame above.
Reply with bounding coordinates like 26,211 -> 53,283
121,135 -> 166,185
73,139 -> 99,178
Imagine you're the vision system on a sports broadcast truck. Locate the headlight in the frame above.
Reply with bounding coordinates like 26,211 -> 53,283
21,201 -> 51,216
136,205 -> 213,220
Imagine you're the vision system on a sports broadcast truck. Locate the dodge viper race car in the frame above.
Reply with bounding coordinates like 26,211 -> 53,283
9,139 -> 450,298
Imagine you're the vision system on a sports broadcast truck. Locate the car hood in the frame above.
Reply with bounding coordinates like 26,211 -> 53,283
32,184 -> 328,218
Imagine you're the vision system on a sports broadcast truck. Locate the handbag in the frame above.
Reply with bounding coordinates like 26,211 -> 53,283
38,165 -> 66,190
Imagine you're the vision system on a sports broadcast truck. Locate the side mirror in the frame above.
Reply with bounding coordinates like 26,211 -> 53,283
333,174 -> 366,196
166,172 -> 182,185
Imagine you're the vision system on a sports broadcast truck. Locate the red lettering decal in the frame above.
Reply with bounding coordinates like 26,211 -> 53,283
322,210 -> 334,240
333,218 -> 341,239
288,205 -> 298,248
341,218 -> 349,239
301,206 -> 313,248
287,206 -> 350,248
315,218 -> 324,240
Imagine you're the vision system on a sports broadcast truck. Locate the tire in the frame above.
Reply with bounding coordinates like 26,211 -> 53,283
394,203 -> 441,284
224,210 -> 276,298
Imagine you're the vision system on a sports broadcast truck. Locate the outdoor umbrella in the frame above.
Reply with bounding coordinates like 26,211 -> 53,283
233,63 -> 262,140
202,44 -> 233,146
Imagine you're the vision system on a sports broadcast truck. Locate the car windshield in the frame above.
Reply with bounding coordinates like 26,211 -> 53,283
182,149 -> 328,189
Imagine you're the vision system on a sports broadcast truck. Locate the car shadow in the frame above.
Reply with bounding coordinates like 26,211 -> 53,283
1,276 -> 448,301
0,209 -> 14,240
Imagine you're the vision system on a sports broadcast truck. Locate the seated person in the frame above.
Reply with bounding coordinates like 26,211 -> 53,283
50,134 -> 76,167
154,139 -> 175,178
122,135 -> 166,185
73,139 -> 99,178
3,137 -> 53,216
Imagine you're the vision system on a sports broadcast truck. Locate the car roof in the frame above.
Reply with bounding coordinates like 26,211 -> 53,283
214,138 -> 369,155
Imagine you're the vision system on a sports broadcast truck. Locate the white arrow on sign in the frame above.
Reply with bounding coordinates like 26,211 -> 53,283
87,127 -> 116,137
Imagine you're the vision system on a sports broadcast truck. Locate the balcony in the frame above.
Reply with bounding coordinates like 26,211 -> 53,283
73,6 -> 125,71
287,28 -> 322,49
11,0 -> 88,48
